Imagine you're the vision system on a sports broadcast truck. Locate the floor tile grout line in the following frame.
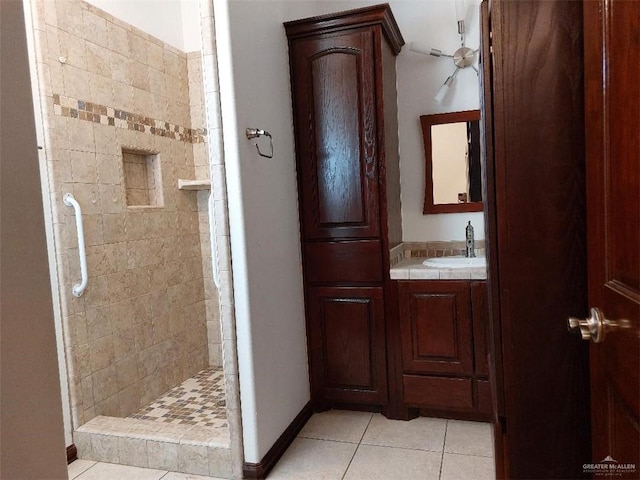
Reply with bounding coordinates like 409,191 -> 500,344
355,443 -> 447,454
443,451 -> 495,458
340,412 -> 374,480
357,412 -> 375,444
300,435 -> 454,454
438,420 -> 449,480
296,436 -> 363,445
72,460 -> 98,479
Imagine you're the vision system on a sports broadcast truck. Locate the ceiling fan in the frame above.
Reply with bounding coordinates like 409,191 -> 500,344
409,0 -> 479,104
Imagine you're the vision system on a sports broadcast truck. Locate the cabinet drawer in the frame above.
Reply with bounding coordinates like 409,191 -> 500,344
304,240 -> 383,283
403,374 -> 473,409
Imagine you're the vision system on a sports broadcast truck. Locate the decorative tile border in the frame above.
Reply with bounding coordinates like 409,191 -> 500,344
390,243 -> 405,267
53,93 -> 207,144
398,240 -> 486,259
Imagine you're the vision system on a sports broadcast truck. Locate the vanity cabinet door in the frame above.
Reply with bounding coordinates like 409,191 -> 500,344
398,281 -> 473,375
307,286 -> 387,405
289,29 -> 380,240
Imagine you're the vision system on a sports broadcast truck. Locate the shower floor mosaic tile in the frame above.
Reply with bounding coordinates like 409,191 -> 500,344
129,367 -> 227,428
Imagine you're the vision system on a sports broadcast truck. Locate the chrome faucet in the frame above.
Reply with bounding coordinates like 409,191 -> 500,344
465,221 -> 476,258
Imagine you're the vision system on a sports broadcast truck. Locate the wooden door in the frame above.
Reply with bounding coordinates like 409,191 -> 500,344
307,286 -> 387,405
482,1 -> 591,478
290,29 -> 380,240
583,1 -> 640,475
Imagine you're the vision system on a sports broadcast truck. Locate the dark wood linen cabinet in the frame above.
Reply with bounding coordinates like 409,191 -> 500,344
285,5 -> 404,408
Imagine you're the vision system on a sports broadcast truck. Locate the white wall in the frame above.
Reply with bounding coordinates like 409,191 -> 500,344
392,0 -> 484,241
213,0 -> 316,464
85,0 -> 201,52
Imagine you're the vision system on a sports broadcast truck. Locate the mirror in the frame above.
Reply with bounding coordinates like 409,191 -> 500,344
420,110 -> 482,214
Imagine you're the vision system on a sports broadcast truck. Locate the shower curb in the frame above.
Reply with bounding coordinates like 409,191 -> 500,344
74,416 -> 232,478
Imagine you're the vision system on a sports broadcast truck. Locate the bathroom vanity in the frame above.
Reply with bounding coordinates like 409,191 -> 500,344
391,258 -> 492,420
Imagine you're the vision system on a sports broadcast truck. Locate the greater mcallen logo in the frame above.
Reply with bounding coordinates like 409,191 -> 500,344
583,456 -> 637,476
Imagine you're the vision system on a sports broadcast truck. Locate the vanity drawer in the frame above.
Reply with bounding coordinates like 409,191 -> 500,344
403,374 -> 473,409
304,240 -> 383,283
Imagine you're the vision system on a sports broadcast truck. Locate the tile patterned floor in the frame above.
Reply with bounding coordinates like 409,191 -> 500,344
128,367 -> 227,428
268,410 -> 496,480
70,410 -> 495,480
68,459 -> 226,480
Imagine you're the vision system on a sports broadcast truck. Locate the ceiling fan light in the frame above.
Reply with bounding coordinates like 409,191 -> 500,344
409,41 -> 433,56
434,83 -> 450,104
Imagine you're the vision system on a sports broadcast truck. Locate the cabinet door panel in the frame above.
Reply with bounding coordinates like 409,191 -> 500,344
291,30 -> 380,239
308,286 -> 387,405
398,281 -> 472,375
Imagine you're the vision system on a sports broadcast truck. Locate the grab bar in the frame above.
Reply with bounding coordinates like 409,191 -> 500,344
208,192 -> 221,289
63,193 -> 88,297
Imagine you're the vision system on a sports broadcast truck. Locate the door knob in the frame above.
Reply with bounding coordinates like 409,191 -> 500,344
568,307 -> 629,343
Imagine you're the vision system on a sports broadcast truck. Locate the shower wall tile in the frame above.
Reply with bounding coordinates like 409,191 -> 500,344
57,0 -> 85,37
117,384 -> 141,421
148,43 -> 165,72
47,61 -> 65,94
86,42 -> 111,77
70,150 -> 98,183
114,82 -> 136,112
68,118 -> 95,152
58,30 -> 87,69
63,78 -> 89,109
48,158 -> 73,193
82,10 -> 108,46
86,306 -> 113,341
90,336 -> 115,372
34,0 -> 214,427
129,32 -> 148,65
93,364 -> 117,403
107,22 -> 129,56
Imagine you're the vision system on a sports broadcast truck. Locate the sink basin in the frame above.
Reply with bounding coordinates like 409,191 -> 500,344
422,256 -> 486,269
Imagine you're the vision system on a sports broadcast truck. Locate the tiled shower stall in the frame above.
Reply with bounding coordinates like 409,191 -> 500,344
26,0 -> 243,477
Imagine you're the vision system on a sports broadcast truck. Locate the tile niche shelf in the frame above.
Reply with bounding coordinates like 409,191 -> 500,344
178,179 -> 211,191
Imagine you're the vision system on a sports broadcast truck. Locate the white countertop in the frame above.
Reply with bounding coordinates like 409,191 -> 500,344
390,257 -> 487,280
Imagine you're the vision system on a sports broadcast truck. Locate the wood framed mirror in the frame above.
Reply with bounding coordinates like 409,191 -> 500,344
421,110 -> 483,214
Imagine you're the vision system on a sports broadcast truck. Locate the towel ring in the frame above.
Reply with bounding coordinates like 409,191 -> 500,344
245,128 -> 273,159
